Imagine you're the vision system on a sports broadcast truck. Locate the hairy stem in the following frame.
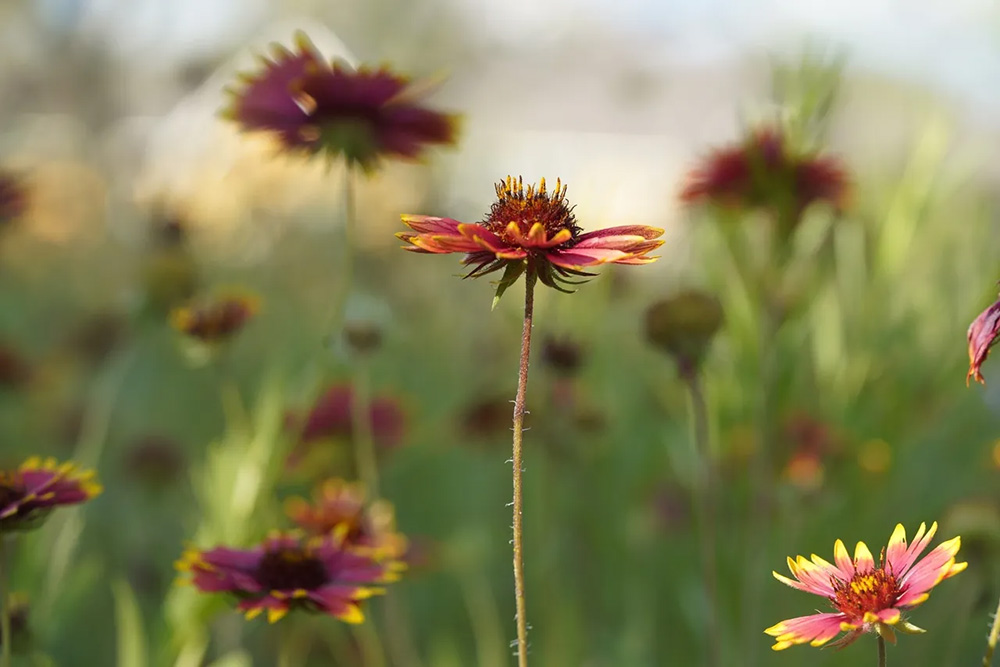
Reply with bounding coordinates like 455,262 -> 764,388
983,595 -> 1000,667
877,634 -> 886,667
682,370 -> 722,667
511,266 -> 537,667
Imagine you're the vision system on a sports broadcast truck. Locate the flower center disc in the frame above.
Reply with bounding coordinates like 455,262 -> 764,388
831,568 -> 899,619
485,176 -> 580,244
256,547 -> 329,591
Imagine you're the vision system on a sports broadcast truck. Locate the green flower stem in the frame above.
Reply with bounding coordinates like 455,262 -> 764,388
352,620 -> 387,667
351,356 -> 380,497
0,535 -> 11,667
321,164 -> 357,344
877,634 -> 886,667
983,595 -> 1000,666
511,266 -> 537,667
681,371 -> 722,667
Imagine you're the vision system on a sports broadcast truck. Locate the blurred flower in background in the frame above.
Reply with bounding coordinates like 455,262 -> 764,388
170,292 -> 259,344
766,522 -> 965,650
0,171 -> 27,227
292,383 -> 406,451
0,593 -> 31,655
967,292 -> 1000,385
176,532 -> 402,624
0,457 -> 102,532
223,31 -> 459,172
0,343 -> 32,390
645,289 -> 724,377
122,434 -> 187,490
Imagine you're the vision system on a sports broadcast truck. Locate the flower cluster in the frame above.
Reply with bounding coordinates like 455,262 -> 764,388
766,522 -> 965,650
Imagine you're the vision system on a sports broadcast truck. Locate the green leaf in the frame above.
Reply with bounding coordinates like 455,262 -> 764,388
490,261 -> 525,311
112,579 -> 147,667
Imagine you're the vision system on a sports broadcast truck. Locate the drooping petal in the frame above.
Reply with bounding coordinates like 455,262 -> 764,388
765,612 -> 847,650
967,296 -> 1000,385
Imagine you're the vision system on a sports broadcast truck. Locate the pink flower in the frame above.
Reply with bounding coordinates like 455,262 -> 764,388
967,294 -> 1000,385
766,522 -> 966,650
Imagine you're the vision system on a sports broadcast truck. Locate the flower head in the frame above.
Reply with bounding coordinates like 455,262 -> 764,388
0,457 -> 102,532
295,384 -> 406,450
170,293 -> 259,344
285,478 -> 407,559
176,532 -> 402,624
223,32 -> 459,171
766,522 -> 966,650
0,171 -> 27,226
967,294 -> 1000,385
645,289 -> 724,376
681,127 -> 848,229
399,176 -> 664,303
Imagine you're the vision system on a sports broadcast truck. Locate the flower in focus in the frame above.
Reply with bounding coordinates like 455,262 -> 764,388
294,384 -> 406,450
0,457 -> 102,532
765,522 -> 966,650
645,289 -> 724,377
399,176 -> 664,304
681,127 -> 848,230
0,171 -> 28,226
223,32 -> 459,172
170,293 -> 259,344
286,478 -> 407,558
967,294 -> 1000,385
176,532 -> 402,624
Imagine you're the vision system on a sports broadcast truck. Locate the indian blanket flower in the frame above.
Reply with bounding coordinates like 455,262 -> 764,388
170,293 -> 259,344
0,457 -> 102,532
766,522 -> 966,651
294,384 -> 406,450
681,127 -> 848,229
398,176 -> 664,302
967,293 -> 1000,385
176,532 -> 402,624
286,478 -> 407,558
223,32 -> 459,171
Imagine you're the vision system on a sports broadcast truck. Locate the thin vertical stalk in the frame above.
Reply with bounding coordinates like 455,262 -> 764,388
351,356 -> 380,497
0,536 -> 9,667
983,595 -> 1000,667
511,266 -> 537,667
877,635 -> 886,667
682,371 -> 722,667
321,164 -> 357,346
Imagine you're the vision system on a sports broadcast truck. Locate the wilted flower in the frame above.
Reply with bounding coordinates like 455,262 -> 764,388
296,384 -> 406,450
286,478 -> 407,558
170,293 -> 259,344
967,294 -> 1000,385
176,532 -> 401,624
645,289 -> 724,376
681,127 -> 848,229
766,522 -> 966,650
223,32 -> 459,171
0,171 -> 27,225
0,457 -> 102,532
399,176 -> 664,303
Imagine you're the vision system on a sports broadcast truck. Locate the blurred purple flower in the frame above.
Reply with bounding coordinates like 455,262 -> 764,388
295,384 -> 406,451
0,457 -> 102,532
967,294 -> 1000,385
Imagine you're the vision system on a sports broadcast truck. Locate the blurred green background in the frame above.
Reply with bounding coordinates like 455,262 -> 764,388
2,1 -> 1000,665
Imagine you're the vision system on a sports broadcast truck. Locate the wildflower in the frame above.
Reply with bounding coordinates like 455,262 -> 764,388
123,435 -> 186,489
176,532 -> 401,624
170,293 -> 258,344
541,336 -> 584,376
0,171 -> 27,226
223,32 -> 459,172
968,294 -> 1000,385
645,289 -> 724,377
681,127 -> 848,230
285,478 -> 407,558
296,384 -> 405,450
0,343 -> 30,389
399,176 -> 664,303
766,522 -> 966,650
0,457 -> 102,533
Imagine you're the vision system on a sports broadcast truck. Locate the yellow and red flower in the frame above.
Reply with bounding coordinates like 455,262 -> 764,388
170,293 -> 259,344
0,457 -> 102,532
681,127 -> 848,227
967,294 -> 1000,385
399,176 -> 663,301
766,522 -> 965,650
285,478 -> 407,559
223,32 -> 459,171
176,532 -> 402,624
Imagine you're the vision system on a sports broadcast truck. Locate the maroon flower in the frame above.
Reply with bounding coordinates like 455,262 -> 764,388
968,294 -> 1000,385
285,478 -> 407,559
0,457 -> 102,532
176,533 -> 401,624
0,171 -> 27,226
399,176 -> 664,302
170,293 -> 259,344
681,127 -> 848,228
223,32 -> 459,171
296,384 -> 406,450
